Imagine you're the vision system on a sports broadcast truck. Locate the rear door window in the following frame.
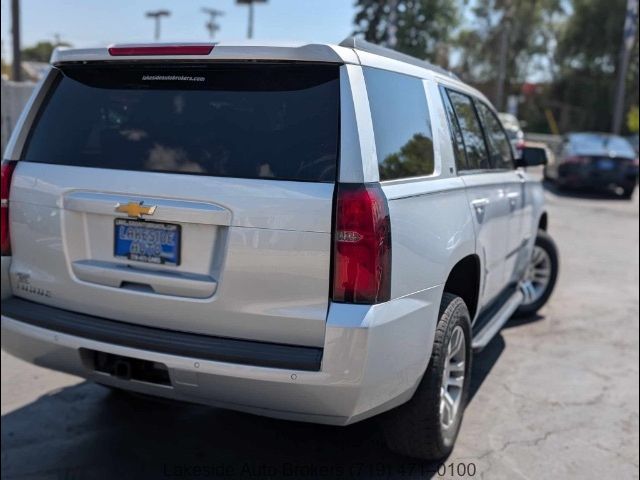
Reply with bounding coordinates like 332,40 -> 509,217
475,101 -> 514,170
446,90 -> 490,170
23,64 -> 340,182
364,67 -> 435,181
441,88 -> 468,171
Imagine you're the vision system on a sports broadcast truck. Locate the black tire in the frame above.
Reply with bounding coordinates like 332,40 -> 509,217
380,293 -> 472,461
621,186 -> 635,199
514,229 -> 559,318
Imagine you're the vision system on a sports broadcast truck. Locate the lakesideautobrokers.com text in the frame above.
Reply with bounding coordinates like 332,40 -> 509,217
162,461 -> 478,477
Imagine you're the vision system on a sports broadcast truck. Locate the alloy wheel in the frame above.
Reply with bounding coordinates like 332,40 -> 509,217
440,325 -> 466,430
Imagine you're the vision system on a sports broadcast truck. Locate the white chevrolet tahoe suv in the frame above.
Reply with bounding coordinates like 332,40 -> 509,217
1,38 -> 558,460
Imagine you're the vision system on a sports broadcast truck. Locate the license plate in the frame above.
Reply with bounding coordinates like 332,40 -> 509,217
114,219 -> 181,266
597,158 -> 615,170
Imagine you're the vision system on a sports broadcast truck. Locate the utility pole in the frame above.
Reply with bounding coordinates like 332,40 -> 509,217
387,0 -> 398,48
145,10 -> 171,41
612,0 -> 638,134
201,8 -> 224,40
11,0 -> 21,81
495,2 -> 514,111
247,1 -> 254,38
237,0 -> 266,39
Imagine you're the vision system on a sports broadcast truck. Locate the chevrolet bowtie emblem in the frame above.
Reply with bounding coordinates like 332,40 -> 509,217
115,201 -> 157,218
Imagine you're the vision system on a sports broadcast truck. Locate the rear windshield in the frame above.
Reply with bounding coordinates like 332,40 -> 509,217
23,63 -> 340,182
569,133 -> 636,158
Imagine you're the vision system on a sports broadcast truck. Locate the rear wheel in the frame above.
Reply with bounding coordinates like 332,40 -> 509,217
515,230 -> 559,317
381,293 -> 472,461
621,186 -> 635,199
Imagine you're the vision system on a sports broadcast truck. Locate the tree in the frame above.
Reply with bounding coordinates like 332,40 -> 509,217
554,0 -> 639,132
628,105 -> 639,134
379,133 -> 434,180
353,0 -> 460,63
22,40 -> 70,63
454,0 -> 564,109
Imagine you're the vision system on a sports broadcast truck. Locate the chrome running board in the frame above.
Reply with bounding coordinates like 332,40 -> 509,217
472,289 -> 523,351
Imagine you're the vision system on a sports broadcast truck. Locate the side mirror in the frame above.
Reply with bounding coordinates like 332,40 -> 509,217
516,145 -> 548,167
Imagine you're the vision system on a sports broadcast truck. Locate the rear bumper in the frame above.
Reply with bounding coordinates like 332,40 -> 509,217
1,257 -> 11,300
2,298 -> 322,371
557,165 -> 639,189
1,286 -> 440,425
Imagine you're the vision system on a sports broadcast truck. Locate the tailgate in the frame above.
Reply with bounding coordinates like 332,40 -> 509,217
7,62 -> 340,348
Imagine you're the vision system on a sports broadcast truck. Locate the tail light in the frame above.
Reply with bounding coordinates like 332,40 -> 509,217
1,160 -> 17,256
332,183 -> 391,304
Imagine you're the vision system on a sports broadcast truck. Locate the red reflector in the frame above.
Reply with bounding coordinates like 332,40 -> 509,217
108,45 -> 214,56
332,183 -> 391,304
563,155 -> 589,165
1,160 -> 17,256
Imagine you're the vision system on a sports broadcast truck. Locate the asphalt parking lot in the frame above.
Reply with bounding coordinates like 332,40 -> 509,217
2,183 -> 639,480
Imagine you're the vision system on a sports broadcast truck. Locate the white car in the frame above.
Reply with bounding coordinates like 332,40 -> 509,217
1,38 -> 558,460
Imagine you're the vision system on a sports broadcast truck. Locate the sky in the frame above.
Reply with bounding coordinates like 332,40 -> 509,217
1,0 -> 357,60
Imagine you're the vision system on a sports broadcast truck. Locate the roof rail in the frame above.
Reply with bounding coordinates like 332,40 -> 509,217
339,36 -> 458,80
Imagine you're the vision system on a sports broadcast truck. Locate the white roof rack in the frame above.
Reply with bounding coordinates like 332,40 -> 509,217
339,36 -> 458,80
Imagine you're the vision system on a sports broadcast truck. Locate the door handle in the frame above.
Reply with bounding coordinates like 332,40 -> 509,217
72,260 -> 217,298
471,198 -> 490,210
471,198 -> 489,223
507,191 -> 520,210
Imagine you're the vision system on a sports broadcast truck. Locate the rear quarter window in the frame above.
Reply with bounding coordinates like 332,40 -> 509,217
363,67 -> 435,181
22,63 -> 340,182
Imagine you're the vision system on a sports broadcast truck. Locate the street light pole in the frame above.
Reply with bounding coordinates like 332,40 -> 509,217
237,0 -> 266,39
247,1 -> 254,39
11,0 -> 21,81
146,10 -> 171,41
202,8 -> 224,40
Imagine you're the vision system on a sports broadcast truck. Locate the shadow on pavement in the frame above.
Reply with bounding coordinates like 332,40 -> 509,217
1,342 -> 506,480
502,313 -> 545,330
469,334 -> 505,402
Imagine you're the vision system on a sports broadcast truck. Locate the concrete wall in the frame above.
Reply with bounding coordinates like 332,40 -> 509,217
1,79 -> 36,157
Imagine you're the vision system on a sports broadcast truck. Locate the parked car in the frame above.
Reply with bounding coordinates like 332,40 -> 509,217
498,112 -> 525,158
0,38 -> 559,461
545,132 -> 639,198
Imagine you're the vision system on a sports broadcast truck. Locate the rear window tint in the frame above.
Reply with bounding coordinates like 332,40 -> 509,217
23,64 -> 340,182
